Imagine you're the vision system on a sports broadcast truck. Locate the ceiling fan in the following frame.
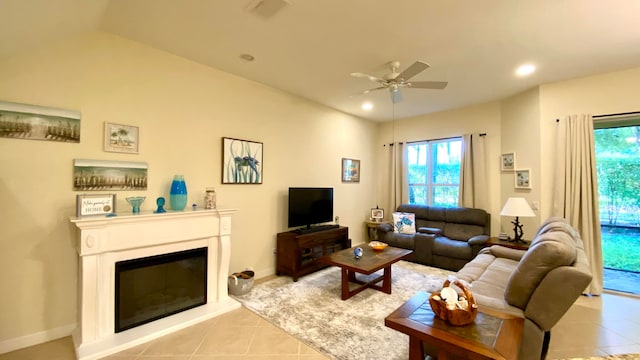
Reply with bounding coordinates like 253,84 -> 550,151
350,60 -> 448,103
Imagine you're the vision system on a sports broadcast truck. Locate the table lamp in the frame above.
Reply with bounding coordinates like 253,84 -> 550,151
500,197 -> 535,243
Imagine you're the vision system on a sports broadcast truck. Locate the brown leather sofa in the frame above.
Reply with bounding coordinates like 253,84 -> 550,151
376,204 -> 490,271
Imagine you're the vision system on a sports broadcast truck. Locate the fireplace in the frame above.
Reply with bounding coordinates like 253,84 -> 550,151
115,247 -> 207,333
70,209 -> 239,360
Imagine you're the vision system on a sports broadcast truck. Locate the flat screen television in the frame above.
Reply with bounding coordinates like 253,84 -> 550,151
288,187 -> 334,229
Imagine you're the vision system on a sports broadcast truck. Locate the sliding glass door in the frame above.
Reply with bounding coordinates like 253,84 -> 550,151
594,117 -> 640,295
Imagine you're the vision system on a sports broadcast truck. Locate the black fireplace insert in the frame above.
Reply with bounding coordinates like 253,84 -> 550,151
115,247 -> 207,332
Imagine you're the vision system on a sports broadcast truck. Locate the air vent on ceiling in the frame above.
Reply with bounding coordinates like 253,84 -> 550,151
245,0 -> 290,18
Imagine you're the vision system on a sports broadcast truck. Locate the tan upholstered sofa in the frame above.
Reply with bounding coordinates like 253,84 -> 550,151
376,204 -> 490,271
453,217 -> 593,360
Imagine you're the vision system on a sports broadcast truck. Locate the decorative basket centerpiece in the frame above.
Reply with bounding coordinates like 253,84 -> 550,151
429,279 -> 478,326
368,241 -> 388,251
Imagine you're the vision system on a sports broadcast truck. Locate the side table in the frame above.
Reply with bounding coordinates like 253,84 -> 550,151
364,220 -> 390,241
385,291 -> 523,360
486,237 -> 531,251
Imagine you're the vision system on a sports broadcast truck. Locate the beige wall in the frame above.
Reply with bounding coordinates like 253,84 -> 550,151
500,88 -> 541,238
376,102 -> 503,234
0,32 -> 376,344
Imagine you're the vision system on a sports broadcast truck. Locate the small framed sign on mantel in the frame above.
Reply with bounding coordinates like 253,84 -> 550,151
76,193 -> 117,217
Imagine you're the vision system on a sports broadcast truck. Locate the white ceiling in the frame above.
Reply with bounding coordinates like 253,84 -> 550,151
2,0 -> 640,121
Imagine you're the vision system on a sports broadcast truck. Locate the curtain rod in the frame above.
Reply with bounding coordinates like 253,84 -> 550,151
593,111 -> 640,119
556,111 -> 640,122
384,133 -> 486,146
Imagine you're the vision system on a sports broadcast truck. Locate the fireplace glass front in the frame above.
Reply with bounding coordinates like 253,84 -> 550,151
115,247 -> 207,333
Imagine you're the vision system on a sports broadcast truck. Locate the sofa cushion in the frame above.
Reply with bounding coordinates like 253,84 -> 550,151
505,231 -> 578,309
392,212 -> 416,234
445,207 -> 488,226
443,223 -> 485,241
432,236 -> 472,260
456,254 -> 524,317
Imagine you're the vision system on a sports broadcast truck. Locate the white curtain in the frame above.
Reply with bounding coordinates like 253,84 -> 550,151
459,133 -> 489,209
553,114 -> 603,295
382,142 -> 407,215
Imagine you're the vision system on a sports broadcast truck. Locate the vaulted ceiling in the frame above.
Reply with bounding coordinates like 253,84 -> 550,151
2,0 -> 640,121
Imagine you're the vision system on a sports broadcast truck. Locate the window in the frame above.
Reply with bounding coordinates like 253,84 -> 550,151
407,138 -> 462,207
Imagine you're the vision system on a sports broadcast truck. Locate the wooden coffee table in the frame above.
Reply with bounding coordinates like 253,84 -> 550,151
319,245 -> 412,300
385,291 -> 523,360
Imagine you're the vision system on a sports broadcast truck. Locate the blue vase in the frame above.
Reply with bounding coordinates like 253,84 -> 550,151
169,175 -> 188,211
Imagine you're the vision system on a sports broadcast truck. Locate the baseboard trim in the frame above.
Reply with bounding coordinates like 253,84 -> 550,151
0,323 -> 76,355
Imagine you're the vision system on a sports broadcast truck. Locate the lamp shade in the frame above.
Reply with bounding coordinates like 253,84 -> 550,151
500,197 -> 535,217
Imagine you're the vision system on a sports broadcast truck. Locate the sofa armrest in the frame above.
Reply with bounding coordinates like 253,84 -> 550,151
467,234 -> 489,246
488,245 -> 526,261
377,223 -> 394,233
413,233 -> 435,265
417,227 -> 443,236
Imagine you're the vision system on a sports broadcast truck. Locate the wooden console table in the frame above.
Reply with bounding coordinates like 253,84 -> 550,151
486,237 -> 531,251
364,220 -> 391,241
385,291 -> 523,360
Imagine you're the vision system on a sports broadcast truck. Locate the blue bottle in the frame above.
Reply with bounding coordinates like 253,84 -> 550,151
169,175 -> 188,211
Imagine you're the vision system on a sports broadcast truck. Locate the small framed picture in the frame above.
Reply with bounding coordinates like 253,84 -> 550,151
371,208 -> 384,221
342,158 -> 360,183
104,122 -> 139,154
76,194 -> 117,217
515,169 -> 532,189
501,152 -> 515,171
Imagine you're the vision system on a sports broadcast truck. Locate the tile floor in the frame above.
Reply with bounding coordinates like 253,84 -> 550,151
604,268 -> 640,296
1,291 -> 639,360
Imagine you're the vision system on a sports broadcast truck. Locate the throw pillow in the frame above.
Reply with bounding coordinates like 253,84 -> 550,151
392,212 -> 416,234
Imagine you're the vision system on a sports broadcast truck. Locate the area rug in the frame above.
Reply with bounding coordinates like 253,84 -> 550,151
232,260 -> 453,360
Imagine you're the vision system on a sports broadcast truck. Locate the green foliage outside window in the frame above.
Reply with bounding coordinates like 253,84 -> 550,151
595,126 -> 640,227
407,139 -> 461,207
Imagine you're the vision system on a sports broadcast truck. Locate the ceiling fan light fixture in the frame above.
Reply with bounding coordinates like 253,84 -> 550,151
516,63 -> 536,77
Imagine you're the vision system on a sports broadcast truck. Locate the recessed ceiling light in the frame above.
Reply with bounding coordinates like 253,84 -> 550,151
361,102 -> 374,111
240,54 -> 255,62
515,64 -> 536,77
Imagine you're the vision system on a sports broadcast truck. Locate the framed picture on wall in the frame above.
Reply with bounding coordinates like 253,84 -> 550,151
501,152 -> 516,171
222,137 -> 263,184
342,158 -> 360,183
0,100 -> 81,143
104,122 -> 139,154
515,168 -> 532,189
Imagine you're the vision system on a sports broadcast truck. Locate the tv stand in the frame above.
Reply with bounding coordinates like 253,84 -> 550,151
296,224 -> 340,235
276,226 -> 350,281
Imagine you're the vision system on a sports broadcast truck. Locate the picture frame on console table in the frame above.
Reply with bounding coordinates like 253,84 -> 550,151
76,193 -> 116,217
342,158 -> 360,183
371,208 -> 384,221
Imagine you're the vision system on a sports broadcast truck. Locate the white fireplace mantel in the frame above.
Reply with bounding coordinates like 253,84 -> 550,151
70,209 -> 240,360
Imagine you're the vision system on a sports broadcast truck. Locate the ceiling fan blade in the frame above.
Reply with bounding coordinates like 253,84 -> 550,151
390,88 -> 403,103
350,72 -> 387,83
362,86 -> 387,94
396,61 -> 430,81
408,81 -> 448,90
